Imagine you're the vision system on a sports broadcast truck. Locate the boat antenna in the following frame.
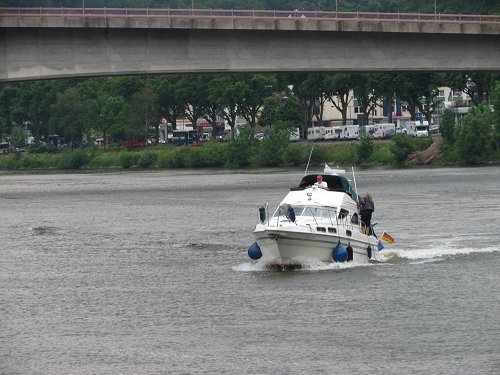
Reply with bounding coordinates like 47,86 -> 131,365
304,145 -> 314,176
351,166 -> 359,201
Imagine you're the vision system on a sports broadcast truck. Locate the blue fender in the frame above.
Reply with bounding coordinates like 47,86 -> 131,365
332,242 -> 348,262
248,241 -> 262,260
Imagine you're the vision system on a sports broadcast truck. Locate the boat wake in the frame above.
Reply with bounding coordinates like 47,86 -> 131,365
234,237 -> 499,271
378,241 -> 499,263
233,257 -> 376,272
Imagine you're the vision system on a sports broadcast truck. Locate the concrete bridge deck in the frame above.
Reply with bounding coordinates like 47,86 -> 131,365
1,8 -> 500,82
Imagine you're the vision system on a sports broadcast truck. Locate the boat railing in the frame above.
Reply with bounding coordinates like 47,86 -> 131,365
268,203 -> 362,234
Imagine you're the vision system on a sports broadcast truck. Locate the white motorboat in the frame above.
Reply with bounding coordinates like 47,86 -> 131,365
248,166 -> 382,267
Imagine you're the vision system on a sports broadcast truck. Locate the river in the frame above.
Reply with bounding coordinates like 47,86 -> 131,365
1,167 -> 499,374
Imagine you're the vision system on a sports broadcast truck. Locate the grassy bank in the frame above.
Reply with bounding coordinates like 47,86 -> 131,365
0,136 -> 473,171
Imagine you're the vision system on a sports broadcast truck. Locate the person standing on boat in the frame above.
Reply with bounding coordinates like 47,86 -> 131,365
359,192 -> 374,235
314,175 -> 328,189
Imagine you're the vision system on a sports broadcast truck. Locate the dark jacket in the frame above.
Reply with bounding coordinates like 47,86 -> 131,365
360,199 -> 374,213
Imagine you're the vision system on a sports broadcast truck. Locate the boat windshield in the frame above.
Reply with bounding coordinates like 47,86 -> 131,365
273,205 -> 337,219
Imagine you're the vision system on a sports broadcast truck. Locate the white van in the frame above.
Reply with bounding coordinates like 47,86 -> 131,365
341,125 -> 360,140
307,127 -> 325,141
372,123 -> 396,139
415,124 -> 429,137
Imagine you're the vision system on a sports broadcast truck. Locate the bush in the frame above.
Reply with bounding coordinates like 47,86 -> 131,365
226,126 -> 256,167
356,136 -> 374,165
138,152 -> 158,168
156,149 -> 175,168
370,145 -> 395,165
119,152 -> 140,168
456,104 -> 494,164
280,144 -> 305,166
389,134 -> 415,165
28,143 -> 59,154
200,141 -> 226,168
86,151 -> 121,168
167,147 -> 190,168
57,150 -> 92,169
440,108 -> 456,145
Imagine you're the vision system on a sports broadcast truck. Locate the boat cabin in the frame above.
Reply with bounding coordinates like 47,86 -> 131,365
295,174 -> 358,200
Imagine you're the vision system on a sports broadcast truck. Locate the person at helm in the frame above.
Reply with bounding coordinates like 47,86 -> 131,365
313,175 -> 328,189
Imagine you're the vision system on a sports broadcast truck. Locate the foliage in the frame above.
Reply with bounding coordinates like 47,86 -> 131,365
356,136 -> 374,165
9,125 -> 26,148
28,143 -> 59,154
198,141 -> 227,167
119,152 -> 140,168
225,125 -> 256,167
455,104 -> 494,164
491,81 -> 500,149
57,150 -> 92,169
280,144 -> 305,166
440,108 -> 456,145
48,86 -> 90,144
138,152 -> 158,168
389,134 -> 416,165
252,121 -> 294,167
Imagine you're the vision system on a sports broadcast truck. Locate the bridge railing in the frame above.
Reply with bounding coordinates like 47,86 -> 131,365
1,7 -> 499,25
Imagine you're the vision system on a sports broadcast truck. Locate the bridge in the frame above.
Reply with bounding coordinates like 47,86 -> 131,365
1,7 -> 500,82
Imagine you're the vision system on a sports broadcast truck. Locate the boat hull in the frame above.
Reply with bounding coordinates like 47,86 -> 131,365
253,225 -> 379,265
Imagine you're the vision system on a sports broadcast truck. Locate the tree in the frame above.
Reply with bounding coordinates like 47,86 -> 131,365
396,73 -> 442,122
9,125 -> 26,148
237,74 -> 277,129
440,108 -> 456,145
491,81 -> 500,148
455,103 -> 494,164
48,86 -> 91,145
155,75 -> 183,131
207,75 -> 244,140
288,73 -> 325,137
127,81 -> 160,141
177,74 -> 207,133
356,135 -> 374,165
352,73 -> 378,126
324,73 -> 353,125
92,95 -> 128,146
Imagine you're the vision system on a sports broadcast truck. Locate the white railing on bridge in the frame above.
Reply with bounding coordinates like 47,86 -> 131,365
1,7 -> 499,25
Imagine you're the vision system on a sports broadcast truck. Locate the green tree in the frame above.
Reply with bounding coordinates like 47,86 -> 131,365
177,74 -> 207,133
253,121 -> 294,167
455,103 -> 494,164
155,75 -> 183,131
9,125 -> 26,148
225,124 -> 256,167
356,135 -> 374,165
48,86 -> 91,145
127,81 -> 160,140
207,75 -> 244,139
237,74 -> 277,129
440,108 -> 456,145
389,134 -> 415,165
491,81 -> 500,148
324,73 -> 353,125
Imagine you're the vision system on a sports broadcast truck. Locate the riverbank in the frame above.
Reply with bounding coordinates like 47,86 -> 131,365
0,136 -> 497,171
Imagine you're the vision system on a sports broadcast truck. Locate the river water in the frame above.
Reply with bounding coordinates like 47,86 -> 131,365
0,167 -> 499,375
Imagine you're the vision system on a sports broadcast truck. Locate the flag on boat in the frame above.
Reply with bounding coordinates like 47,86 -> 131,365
377,240 -> 384,251
381,231 -> 395,244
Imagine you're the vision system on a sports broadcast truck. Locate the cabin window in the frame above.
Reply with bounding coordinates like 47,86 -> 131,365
274,205 -> 305,217
339,209 -> 349,220
304,206 -> 337,219
317,227 -> 326,232
346,230 -> 352,237
351,213 -> 359,225
328,227 -> 337,234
